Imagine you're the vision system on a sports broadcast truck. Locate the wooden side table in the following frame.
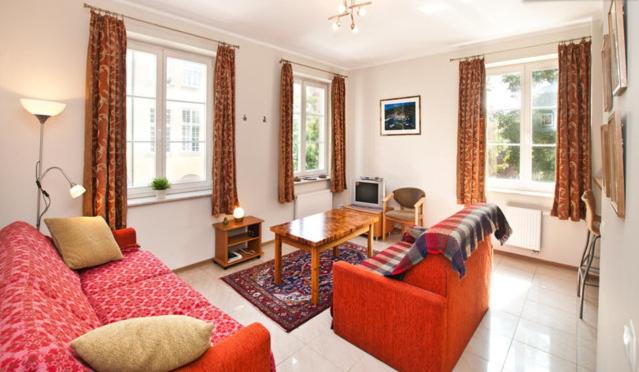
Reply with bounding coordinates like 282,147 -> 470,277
342,205 -> 392,239
212,216 -> 263,269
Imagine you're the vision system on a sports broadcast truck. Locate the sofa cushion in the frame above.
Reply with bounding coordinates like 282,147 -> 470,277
87,273 -> 211,325
71,315 -> 213,372
79,249 -> 171,295
45,216 -> 123,269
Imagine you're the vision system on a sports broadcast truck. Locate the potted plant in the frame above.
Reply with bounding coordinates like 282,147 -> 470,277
151,177 -> 171,199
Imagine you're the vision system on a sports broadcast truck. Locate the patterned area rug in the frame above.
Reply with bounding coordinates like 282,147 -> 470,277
221,242 -> 368,332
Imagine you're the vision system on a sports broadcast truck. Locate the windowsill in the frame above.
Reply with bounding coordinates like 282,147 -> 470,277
487,187 -> 554,199
294,177 -> 331,185
128,189 -> 211,207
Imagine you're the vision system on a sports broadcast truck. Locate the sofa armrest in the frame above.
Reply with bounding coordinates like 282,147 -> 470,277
332,262 -> 448,372
175,323 -> 272,372
112,227 -> 140,252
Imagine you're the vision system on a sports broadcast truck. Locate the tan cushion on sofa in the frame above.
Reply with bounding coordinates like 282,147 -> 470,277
44,216 -> 123,269
71,315 -> 214,372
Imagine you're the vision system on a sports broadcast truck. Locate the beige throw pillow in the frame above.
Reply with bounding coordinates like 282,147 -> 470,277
44,216 -> 123,269
71,315 -> 214,372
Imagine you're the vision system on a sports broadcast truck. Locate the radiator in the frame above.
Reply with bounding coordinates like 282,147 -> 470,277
294,189 -> 333,219
503,206 -> 542,252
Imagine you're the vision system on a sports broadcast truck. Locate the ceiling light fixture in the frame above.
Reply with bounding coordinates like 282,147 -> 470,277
328,0 -> 372,33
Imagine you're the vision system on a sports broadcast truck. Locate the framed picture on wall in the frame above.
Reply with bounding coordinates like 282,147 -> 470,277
608,113 -> 625,218
380,95 -> 421,136
600,123 -> 611,197
608,0 -> 627,96
601,34 -> 614,112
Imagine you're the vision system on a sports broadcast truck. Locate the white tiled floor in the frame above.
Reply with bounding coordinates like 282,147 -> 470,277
177,235 -> 598,372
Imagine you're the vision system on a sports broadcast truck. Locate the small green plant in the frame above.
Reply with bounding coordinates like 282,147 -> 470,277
151,177 -> 171,190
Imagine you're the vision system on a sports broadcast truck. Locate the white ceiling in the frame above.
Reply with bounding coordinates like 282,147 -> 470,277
124,0 -> 600,69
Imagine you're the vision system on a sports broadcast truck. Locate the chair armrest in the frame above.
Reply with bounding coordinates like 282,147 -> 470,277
112,227 -> 140,252
413,196 -> 426,209
175,323 -> 272,372
332,262 -> 447,371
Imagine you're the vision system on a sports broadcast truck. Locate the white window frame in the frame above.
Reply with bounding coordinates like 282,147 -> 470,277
293,76 -> 331,178
127,40 -> 213,198
486,57 -> 558,194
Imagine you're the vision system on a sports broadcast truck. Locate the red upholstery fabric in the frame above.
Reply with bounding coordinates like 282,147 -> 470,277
112,227 -> 140,252
79,249 -> 171,294
0,222 -> 272,371
333,236 -> 493,372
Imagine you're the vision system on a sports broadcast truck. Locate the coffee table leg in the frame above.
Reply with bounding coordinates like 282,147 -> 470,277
367,223 -> 374,257
274,236 -> 282,284
311,248 -> 319,305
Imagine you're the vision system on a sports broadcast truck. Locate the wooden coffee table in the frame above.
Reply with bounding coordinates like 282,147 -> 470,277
270,208 -> 377,305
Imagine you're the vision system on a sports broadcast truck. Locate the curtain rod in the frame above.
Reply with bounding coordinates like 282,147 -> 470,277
83,3 -> 240,49
279,59 -> 347,79
449,35 -> 591,62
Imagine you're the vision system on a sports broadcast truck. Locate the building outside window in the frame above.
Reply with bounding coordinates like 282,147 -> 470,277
126,40 -> 212,197
486,57 -> 558,193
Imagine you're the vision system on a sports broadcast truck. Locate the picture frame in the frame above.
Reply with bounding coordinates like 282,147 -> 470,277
608,0 -> 627,96
380,95 -> 421,136
608,112 -> 625,218
600,124 -> 611,197
601,34 -> 614,112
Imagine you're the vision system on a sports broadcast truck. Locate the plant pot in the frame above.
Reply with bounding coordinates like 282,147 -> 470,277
155,189 -> 167,200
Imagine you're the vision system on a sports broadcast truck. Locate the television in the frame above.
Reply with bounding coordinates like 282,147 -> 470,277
351,177 -> 385,209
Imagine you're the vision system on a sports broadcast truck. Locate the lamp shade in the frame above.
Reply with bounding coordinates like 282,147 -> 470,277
20,98 -> 66,117
69,184 -> 86,199
233,207 -> 245,222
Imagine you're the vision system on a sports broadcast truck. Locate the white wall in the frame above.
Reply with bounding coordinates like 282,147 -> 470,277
348,23 -> 602,266
0,0 -> 347,269
597,1 -> 639,370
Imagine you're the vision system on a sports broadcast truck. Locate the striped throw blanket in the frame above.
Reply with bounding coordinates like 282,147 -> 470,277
361,203 -> 512,278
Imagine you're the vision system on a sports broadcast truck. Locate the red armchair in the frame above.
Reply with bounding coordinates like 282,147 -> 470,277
332,237 -> 493,372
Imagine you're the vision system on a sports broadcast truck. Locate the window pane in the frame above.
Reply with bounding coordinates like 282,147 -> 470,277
305,114 -> 324,171
293,82 -> 302,113
166,146 -> 206,184
166,57 -> 207,103
131,142 -> 155,187
487,144 -> 520,180
305,85 -> 325,115
487,73 -> 521,144
129,50 -> 156,97
132,97 -> 156,141
293,113 -> 301,172
532,146 -> 556,182
532,108 -> 557,144
531,69 -> 558,107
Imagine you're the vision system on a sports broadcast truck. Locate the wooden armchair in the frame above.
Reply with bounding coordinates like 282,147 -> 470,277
382,187 -> 426,240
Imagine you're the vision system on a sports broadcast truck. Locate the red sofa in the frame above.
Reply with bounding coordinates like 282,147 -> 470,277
0,221 -> 273,371
332,236 -> 493,372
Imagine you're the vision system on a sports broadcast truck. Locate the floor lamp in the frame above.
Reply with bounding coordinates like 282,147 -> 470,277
21,98 -> 86,230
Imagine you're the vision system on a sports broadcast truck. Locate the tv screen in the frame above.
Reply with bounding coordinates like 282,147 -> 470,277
355,182 -> 379,204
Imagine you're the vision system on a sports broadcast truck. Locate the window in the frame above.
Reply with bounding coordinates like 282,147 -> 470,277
293,78 -> 329,176
486,58 -> 558,193
126,41 -> 212,197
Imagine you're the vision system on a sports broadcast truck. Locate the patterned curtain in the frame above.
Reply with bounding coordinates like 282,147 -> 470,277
82,11 -> 127,230
330,76 -> 347,193
212,45 -> 238,216
278,63 -> 295,203
456,58 -> 486,205
552,40 -> 592,221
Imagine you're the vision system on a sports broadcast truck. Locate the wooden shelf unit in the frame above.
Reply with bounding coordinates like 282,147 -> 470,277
213,216 -> 263,269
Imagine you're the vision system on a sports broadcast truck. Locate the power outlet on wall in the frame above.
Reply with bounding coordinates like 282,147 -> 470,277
624,319 -> 637,371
